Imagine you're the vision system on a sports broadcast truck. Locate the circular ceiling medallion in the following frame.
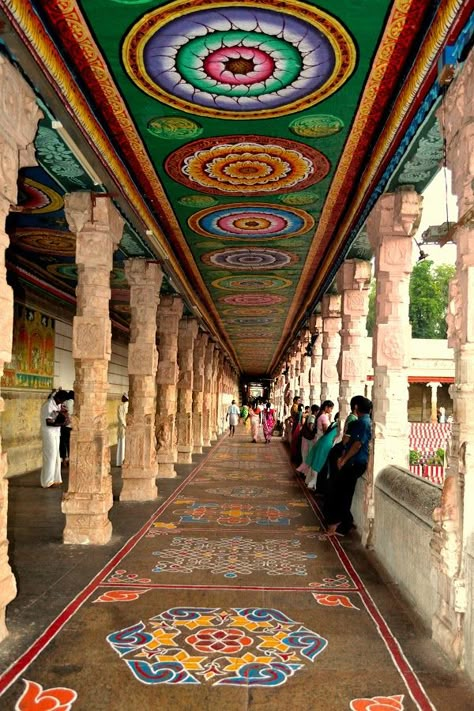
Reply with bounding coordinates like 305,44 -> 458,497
147,116 -> 203,140
18,178 -> 64,214
220,293 -> 287,306
178,195 -> 218,208
189,203 -> 313,240
212,275 -> 292,291
46,263 -> 77,281
227,316 -> 276,326
202,247 -> 298,270
221,306 -> 285,316
123,1 -> 356,119
279,191 -> 320,207
166,136 -> 329,195
289,114 -> 344,138
12,229 -> 75,256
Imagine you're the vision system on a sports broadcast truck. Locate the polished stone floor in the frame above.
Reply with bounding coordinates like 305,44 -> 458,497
0,429 -> 473,709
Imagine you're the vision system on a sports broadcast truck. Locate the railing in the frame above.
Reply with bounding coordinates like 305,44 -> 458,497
408,422 -> 451,486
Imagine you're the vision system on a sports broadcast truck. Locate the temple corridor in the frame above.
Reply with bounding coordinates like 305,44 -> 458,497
0,431 -> 473,709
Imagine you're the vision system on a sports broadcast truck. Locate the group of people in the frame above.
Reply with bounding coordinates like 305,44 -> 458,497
40,388 -> 74,489
287,394 -> 372,537
227,399 -> 277,444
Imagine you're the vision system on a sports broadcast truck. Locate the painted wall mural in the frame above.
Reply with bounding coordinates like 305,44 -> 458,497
106,607 -> 328,686
2,305 -> 54,390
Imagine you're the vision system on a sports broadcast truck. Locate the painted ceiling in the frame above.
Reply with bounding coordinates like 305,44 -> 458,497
1,0 -> 470,374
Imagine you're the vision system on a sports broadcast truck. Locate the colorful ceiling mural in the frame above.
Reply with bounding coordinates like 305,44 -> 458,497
1,0 -> 470,374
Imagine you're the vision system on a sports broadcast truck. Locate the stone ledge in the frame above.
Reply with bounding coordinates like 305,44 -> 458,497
376,465 -> 441,527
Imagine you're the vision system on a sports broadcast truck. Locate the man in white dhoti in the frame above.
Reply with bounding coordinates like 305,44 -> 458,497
116,393 -> 129,466
40,390 -> 67,488
226,400 -> 240,437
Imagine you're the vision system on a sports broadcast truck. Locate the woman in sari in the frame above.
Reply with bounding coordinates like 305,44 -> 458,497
248,401 -> 262,443
305,415 -> 339,491
262,402 -> 275,444
240,402 -> 249,428
290,403 -> 304,463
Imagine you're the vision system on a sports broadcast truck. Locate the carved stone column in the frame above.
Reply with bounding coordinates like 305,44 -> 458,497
431,48 -> 474,669
299,331 -> 311,404
202,342 -> 215,446
0,56 -> 42,640
120,260 -> 163,501
177,316 -> 199,463
336,259 -> 372,424
320,294 -> 341,403
309,314 -> 323,405
193,331 -> 208,454
155,295 -> 183,478
363,188 -> 422,548
210,347 -> 220,440
63,193 -> 124,544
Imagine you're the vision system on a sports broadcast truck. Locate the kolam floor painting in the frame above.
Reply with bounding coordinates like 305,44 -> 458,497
0,431 -> 468,709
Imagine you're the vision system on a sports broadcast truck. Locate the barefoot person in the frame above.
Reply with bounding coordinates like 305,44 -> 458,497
226,400 -> 240,437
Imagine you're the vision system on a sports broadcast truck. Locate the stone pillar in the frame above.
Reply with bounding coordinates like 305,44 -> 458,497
202,341 -> 215,447
299,331 -> 311,404
336,259 -> 372,424
63,193 -> 124,544
120,260 -> 163,501
177,316 -> 199,463
210,347 -> 220,440
0,56 -> 42,640
431,48 -> 474,670
192,331 -> 208,454
363,188 -> 422,548
309,315 -> 323,405
155,295 -> 183,478
427,381 -> 442,423
320,294 -> 341,403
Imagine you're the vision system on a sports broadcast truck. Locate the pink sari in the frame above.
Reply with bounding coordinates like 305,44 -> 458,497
262,409 -> 275,442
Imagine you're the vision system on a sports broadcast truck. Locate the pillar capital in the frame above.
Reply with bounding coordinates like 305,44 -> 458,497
336,258 -> 372,294
438,48 -> 474,214
321,293 -> 341,320
124,259 -> 163,290
64,192 -> 124,261
367,189 -> 423,250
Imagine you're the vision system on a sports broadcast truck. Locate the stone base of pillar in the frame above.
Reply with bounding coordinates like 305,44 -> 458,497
62,492 -> 113,545
202,438 -> 211,448
157,460 -> 177,478
193,445 -> 203,454
120,473 -> 158,502
177,449 -> 193,464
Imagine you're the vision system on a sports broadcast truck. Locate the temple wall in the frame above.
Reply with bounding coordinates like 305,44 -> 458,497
2,316 -> 128,477
354,468 -> 440,627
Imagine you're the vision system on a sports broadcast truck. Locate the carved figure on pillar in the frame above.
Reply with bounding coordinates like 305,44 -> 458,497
363,187 -> 422,548
336,259 -> 371,424
0,56 -> 42,640
121,260 -> 163,501
177,317 -> 199,463
431,47 -> 474,668
320,294 -> 341,403
155,295 -> 183,478
63,192 -> 124,544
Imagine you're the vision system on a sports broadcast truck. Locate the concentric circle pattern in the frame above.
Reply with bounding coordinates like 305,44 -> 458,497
166,136 -> 329,195
202,247 -> 298,270
12,229 -> 76,256
123,2 -> 356,119
190,203 -> 313,240
220,293 -> 287,306
18,178 -> 64,214
212,275 -> 292,291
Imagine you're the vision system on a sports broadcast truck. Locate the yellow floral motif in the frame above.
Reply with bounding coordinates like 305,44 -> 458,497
143,628 -> 180,650
150,522 -> 177,529
143,648 -> 206,670
223,652 -> 273,672
172,615 -> 217,630
257,631 -> 291,652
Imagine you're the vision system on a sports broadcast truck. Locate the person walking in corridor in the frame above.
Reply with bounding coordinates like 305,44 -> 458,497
248,401 -> 262,443
226,399 -> 240,437
116,393 -> 128,467
262,401 -> 276,444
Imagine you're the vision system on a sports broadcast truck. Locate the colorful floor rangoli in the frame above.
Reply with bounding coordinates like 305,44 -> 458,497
106,607 -> 327,686
172,501 -> 300,527
152,536 -> 317,577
